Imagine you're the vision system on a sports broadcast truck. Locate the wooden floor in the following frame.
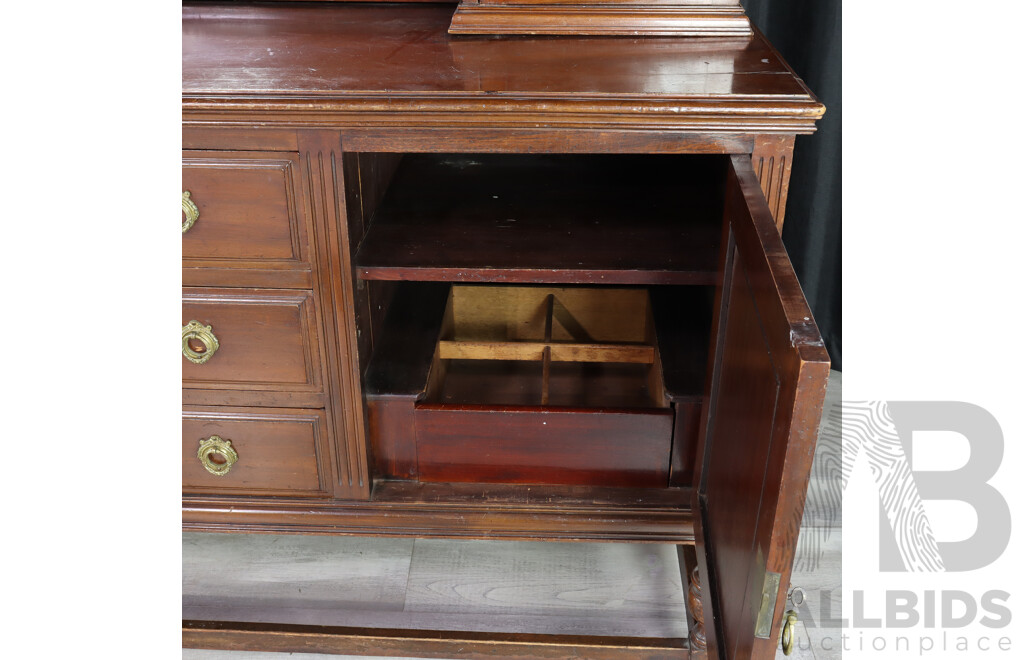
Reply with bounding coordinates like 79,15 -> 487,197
184,372 -> 842,660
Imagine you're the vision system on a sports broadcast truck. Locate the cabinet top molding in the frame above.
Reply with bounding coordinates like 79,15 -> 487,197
239,0 -> 752,37
448,0 -> 751,37
183,3 -> 823,133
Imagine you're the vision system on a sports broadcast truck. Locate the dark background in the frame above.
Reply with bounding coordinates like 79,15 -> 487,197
743,0 -> 841,370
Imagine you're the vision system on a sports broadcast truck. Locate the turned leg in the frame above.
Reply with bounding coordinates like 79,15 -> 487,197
678,545 -> 708,659
687,565 -> 708,656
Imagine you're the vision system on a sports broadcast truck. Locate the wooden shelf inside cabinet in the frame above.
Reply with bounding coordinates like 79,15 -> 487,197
354,154 -> 726,285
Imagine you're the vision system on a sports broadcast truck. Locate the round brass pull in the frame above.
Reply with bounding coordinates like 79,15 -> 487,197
197,436 -> 238,476
781,610 -> 798,656
182,320 -> 220,364
182,190 -> 199,233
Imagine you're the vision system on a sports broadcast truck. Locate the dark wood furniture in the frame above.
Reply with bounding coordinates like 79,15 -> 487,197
182,3 -> 829,658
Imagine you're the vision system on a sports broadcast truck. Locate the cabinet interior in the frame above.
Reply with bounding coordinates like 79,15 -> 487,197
346,152 -> 724,492
428,285 -> 666,409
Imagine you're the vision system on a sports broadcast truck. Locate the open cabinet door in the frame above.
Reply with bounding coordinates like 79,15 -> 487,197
695,155 -> 830,660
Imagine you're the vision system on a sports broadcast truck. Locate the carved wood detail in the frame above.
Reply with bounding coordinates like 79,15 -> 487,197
299,132 -> 372,500
751,134 -> 796,231
678,544 -> 708,658
688,565 -> 708,652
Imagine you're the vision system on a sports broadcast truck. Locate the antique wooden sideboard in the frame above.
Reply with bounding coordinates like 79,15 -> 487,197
182,2 -> 829,658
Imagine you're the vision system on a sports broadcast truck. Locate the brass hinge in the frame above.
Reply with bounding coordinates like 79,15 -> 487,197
754,547 -> 782,639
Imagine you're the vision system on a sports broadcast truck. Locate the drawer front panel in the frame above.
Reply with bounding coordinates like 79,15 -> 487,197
182,288 -> 323,393
183,406 -> 330,497
414,405 -> 673,487
182,151 -> 308,267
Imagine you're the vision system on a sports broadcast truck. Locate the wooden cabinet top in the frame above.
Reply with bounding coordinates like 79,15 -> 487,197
183,3 -> 823,134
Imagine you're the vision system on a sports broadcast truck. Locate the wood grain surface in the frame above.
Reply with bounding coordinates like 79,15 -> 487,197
182,5 -> 830,658
183,4 -> 805,97
414,405 -> 674,486
183,622 -> 687,660
182,288 -> 324,401
182,151 -> 310,288
183,406 -> 331,497
183,4 -> 823,134
697,156 -> 829,660
184,480 -> 695,542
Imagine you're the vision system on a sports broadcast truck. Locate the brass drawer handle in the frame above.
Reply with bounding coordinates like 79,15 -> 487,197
182,190 -> 199,233
197,436 -> 238,476
182,320 -> 219,364
781,610 -> 798,656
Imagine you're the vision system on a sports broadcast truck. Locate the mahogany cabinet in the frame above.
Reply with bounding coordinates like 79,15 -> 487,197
182,3 -> 830,659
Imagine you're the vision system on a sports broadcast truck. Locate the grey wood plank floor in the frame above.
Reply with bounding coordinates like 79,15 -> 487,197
184,372 -> 841,660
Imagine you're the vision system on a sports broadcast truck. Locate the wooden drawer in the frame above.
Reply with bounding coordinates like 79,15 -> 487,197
365,284 -> 709,488
183,406 -> 330,497
182,151 -> 311,288
182,288 -> 324,407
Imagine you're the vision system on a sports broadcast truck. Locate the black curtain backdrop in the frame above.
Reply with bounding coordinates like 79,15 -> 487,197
742,0 -> 841,370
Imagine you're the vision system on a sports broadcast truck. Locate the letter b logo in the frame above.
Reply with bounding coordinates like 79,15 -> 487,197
883,402 -> 1010,572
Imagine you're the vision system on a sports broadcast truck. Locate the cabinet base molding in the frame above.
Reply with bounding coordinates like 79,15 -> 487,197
183,482 -> 694,542
184,620 -> 690,659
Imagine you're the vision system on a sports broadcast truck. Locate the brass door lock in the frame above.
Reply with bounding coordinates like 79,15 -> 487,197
780,586 -> 805,655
